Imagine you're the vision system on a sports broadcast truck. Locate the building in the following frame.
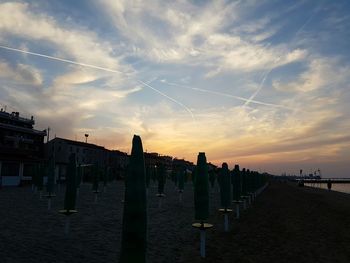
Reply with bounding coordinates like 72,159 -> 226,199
109,150 -> 129,179
0,110 -> 46,186
46,137 -> 109,182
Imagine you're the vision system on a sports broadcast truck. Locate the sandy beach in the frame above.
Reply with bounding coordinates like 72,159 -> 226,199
1,181 -> 349,263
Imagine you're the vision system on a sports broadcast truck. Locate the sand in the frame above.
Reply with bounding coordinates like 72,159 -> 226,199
0,181 -> 349,262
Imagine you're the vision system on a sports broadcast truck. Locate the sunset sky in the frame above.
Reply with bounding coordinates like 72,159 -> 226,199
0,0 -> 349,177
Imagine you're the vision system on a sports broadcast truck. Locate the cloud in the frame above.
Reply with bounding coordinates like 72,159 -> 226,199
98,0 -> 307,73
0,2 -> 129,75
273,57 -> 350,92
0,60 -> 42,85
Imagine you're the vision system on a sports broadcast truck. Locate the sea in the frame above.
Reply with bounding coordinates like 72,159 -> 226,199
305,183 -> 350,194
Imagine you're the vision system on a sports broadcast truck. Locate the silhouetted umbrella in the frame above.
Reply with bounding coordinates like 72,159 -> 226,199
192,152 -> 212,258
157,163 -> 166,195
194,153 -> 209,220
178,168 -> 185,192
37,162 -> 44,198
120,135 -> 147,263
177,168 -> 185,202
219,163 -> 231,209
92,163 -> 100,203
59,153 -> 78,235
44,157 -> 56,210
231,165 -> 242,219
218,163 -> 232,231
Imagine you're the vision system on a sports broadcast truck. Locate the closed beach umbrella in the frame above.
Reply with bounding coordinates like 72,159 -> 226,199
219,163 -> 231,209
63,154 -> 77,212
120,135 -> 147,263
194,152 -> 209,221
231,165 -> 242,218
232,165 -> 241,201
157,163 -> 166,195
59,154 -> 78,235
47,158 -> 55,194
92,163 -> 99,192
192,152 -> 212,258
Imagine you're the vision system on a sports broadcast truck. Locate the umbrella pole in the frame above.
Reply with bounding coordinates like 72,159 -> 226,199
179,192 -> 183,202
236,203 -> 240,219
224,214 -> 229,232
48,198 -> 51,210
76,188 -> 79,197
39,191 -> 42,199
200,228 -> 206,258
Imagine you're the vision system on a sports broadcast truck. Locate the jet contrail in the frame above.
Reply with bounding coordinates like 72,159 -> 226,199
0,45 -> 128,75
138,79 -> 196,123
163,80 -> 288,109
244,2 -> 323,107
0,44 -> 196,122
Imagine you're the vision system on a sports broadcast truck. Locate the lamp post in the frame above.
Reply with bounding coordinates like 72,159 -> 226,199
85,134 -> 89,143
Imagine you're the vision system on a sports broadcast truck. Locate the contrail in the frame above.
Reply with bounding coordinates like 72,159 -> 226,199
163,80 -> 288,109
0,45 -> 128,75
138,79 -> 196,123
244,2 -> 323,107
0,44 -> 196,122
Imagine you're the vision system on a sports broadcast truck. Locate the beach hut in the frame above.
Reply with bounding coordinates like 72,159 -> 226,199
120,135 -> 147,263
192,152 -> 213,258
59,153 -> 78,235
218,163 -> 232,232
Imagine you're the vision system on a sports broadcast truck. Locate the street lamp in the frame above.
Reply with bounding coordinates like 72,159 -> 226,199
85,134 -> 89,143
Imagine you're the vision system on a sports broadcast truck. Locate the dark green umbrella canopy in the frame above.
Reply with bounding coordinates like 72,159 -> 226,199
246,169 -> 252,193
120,135 -> 147,263
92,163 -> 99,192
219,163 -> 231,209
46,158 -> 55,194
157,163 -> 166,195
241,168 -> 247,196
231,165 -> 241,201
64,154 -> 77,211
194,152 -> 209,221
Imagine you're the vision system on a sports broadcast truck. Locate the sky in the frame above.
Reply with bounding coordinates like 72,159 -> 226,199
0,0 -> 350,177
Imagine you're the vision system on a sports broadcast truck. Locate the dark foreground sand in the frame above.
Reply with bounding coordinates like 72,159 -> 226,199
1,181 -> 350,263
